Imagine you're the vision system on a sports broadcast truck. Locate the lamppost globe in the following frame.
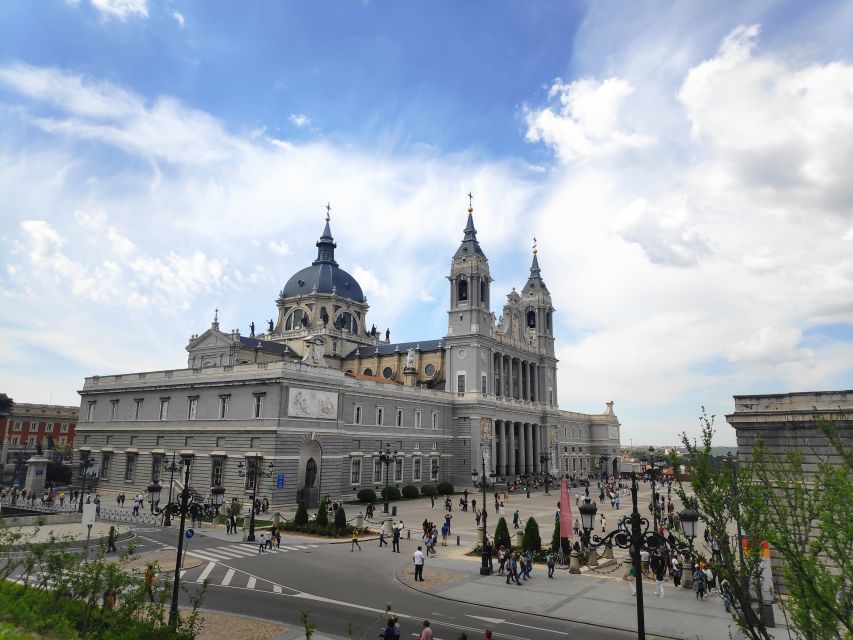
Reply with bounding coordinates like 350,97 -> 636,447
471,469 -> 478,484
579,497 -> 597,532
146,481 -> 162,505
678,506 -> 700,540
210,485 -> 225,509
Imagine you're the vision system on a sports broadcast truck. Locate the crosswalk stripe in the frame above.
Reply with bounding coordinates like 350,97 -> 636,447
273,585 -> 282,593
221,569 -> 235,586
208,548 -> 250,559
186,551 -> 222,562
197,562 -> 216,582
216,546 -> 255,555
246,576 -> 256,589
180,570 -> 186,579
280,545 -> 300,551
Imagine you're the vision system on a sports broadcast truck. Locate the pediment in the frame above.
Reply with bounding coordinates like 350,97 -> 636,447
186,328 -> 237,351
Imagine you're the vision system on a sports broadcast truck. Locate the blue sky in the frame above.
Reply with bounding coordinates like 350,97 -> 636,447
1,0 -> 852,445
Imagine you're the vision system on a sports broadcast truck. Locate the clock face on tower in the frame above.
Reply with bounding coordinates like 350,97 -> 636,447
608,424 -> 619,440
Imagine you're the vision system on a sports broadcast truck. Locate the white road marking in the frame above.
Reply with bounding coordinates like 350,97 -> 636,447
466,615 -> 505,625
197,562 -> 216,582
502,621 -> 568,635
273,585 -> 282,593
221,569 -> 235,586
246,576 -> 256,589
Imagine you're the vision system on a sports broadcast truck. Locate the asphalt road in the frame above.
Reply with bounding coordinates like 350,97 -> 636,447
122,526 -> 642,640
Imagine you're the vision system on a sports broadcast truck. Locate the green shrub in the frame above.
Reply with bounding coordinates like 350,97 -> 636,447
436,481 -> 454,496
334,504 -> 347,529
357,488 -> 377,503
401,484 -> 419,499
551,521 -> 562,552
315,500 -> 329,527
494,516 -> 511,550
522,516 -> 541,551
381,486 -> 401,501
294,501 -> 309,525
420,484 -> 437,497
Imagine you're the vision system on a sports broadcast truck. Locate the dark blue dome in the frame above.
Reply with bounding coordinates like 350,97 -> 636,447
281,219 -> 365,303
282,263 -> 364,302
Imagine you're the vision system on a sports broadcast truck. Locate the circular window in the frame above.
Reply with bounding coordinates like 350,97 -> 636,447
457,348 -> 467,359
363,368 -> 373,376
424,363 -> 436,378
382,367 -> 394,379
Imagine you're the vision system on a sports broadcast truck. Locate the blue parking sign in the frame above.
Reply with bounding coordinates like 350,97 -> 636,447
276,473 -> 285,489
185,528 -> 194,539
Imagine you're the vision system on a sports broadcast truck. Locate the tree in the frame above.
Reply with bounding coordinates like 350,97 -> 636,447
493,516 -> 511,550
315,501 -> 329,527
522,516 -> 541,551
294,501 -> 309,525
334,504 -> 347,530
551,521 -> 561,553
674,408 -> 852,640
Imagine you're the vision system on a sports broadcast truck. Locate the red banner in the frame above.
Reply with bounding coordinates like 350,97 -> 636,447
560,481 -> 572,538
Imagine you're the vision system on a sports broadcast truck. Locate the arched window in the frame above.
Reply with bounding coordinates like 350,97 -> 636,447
457,279 -> 468,302
526,310 -> 536,328
336,312 -> 358,334
363,368 -> 373,376
546,311 -> 552,331
285,309 -> 306,330
382,366 -> 394,379
480,281 -> 487,305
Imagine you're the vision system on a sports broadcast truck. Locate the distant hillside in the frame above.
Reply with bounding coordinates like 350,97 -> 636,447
710,446 -> 738,456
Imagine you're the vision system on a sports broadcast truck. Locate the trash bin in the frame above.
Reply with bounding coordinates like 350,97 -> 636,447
392,506 -> 397,517
356,513 -> 364,528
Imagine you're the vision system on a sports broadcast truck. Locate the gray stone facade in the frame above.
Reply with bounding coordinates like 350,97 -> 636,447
75,205 -> 621,507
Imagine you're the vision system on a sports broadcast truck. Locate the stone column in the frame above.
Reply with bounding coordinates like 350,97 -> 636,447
533,424 -> 540,473
525,423 -> 533,473
517,422 -> 526,474
507,422 -> 516,476
494,354 -> 501,397
521,360 -> 527,401
490,421 -> 497,476
498,421 -> 507,476
531,363 -> 537,402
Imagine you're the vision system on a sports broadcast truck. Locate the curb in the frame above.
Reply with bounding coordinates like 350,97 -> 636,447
392,563 -> 684,640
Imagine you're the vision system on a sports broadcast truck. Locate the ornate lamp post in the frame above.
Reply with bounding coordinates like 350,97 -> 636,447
161,453 -> 181,526
582,472 -> 690,639
210,485 -> 226,518
539,450 -> 552,495
378,442 -> 399,514
145,453 -> 202,631
678,504 -> 699,589
237,454 -> 274,542
599,452 -> 611,482
641,447 -> 659,531
77,447 -> 95,513
471,450 -> 494,575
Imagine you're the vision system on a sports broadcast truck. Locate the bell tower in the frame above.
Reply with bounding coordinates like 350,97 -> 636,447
447,196 -> 492,336
521,238 -> 555,357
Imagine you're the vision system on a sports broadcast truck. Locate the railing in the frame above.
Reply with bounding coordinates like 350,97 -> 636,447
96,507 -> 161,525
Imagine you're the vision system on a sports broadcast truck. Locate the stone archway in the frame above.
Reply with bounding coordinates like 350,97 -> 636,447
612,456 -> 619,478
296,439 -> 322,508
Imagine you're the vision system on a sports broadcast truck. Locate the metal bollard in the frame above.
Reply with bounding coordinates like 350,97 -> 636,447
456,535 -> 460,546
407,529 -> 411,540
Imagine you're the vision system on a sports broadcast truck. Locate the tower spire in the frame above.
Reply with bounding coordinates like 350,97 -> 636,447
314,203 -> 338,266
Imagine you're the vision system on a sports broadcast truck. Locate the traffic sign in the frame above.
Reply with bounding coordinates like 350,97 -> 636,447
276,473 -> 285,489
185,528 -> 194,539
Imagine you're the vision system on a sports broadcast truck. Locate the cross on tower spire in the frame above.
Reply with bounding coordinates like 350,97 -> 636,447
325,202 -> 331,222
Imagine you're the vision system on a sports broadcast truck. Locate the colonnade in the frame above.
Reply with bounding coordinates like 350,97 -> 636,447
493,353 -> 541,402
492,420 -> 549,477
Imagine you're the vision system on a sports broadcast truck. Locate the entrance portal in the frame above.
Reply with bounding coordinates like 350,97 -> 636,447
297,440 -> 322,508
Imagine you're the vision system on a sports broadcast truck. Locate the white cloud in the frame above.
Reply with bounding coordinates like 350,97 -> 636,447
525,77 -> 654,163
171,11 -> 185,27
268,240 -> 291,256
727,326 -> 812,365
353,267 -> 390,298
89,0 -> 149,21
288,113 -> 310,128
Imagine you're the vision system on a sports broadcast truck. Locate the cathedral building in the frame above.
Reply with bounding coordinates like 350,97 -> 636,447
74,203 -> 621,507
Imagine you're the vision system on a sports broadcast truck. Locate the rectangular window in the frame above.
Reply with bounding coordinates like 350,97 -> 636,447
124,455 -> 136,481
431,412 -> 439,430
430,458 -> 439,480
216,436 -> 225,447
253,394 -> 264,419
109,400 -> 119,421
350,458 -> 362,484
45,423 -> 54,433
133,399 -> 143,421
159,398 -> 169,421
11,436 -> 19,446
27,422 -> 37,432
60,423 -> 69,433
244,458 -> 259,491
414,410 -> 422,429
394,458 -> 403,483
185,436 -> 193,448
211,458 -> 224,486
250,436 -> 260,449
548,389 -> 553,405
395,409 -> 403,427
151,456 -> 162,483
413,442 -> 420,450
481,374 -> 487,395
100,453 -> 112,479
431,441 -> 437,450
87,402 -> 96,422
218,395 -> 230,420
12,422 -> 21,432
27,435 -> 36,445
373,458 -> 383,483
376,406 -> 384,426
457,374 -> 466,395
187,397 -> 198,420
413,457 -> 422,481
354,404 -> 362,425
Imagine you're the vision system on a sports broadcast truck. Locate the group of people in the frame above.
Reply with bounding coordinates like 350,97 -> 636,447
377,520 -> 404,552
257,526 -> 282,553
387,617 -> 495,640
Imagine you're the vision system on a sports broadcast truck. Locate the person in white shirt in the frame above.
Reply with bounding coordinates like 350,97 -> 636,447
413,546 -> 425,581
258,532 -> 266,554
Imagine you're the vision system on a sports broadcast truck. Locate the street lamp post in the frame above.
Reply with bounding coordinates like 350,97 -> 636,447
580,472 -> 693,640
471,450 -> 494,576
378,442 -> 399,514
599,453 -> 611,482
237,454 -> 275,542
145,453 -> 224,631
161,453 -> 180,526
77,448 -> 94,513
678,504 -> 699,590
539,450 -> 551,495
642,447 -> 659,531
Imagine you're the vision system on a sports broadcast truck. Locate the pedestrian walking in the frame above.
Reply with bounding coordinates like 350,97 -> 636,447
651,553 -> 665,598
382,619 -> 396,640
107,525 -> 118,553
671,556 -> 682,588
351,528 -> 362,551
392,614 -> 401,639
258,532 -> 266,553
418,620 -> 432,640
600,513 -> 606,532
475,510 -> 481,526
694,564 -> 707,599
441,522 -> 449,546
413,546 -> 425,581
144,564 -> 156,602
512,510 -> 520,529
392,523 -> 401,553
379,528 -> 387,547
430,494 -> 435,508
506,552 -> 521,585
626,563 -> 638,596
497,546 -> 506,575
444,513 -> 452,533
546,551 -> 556,578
